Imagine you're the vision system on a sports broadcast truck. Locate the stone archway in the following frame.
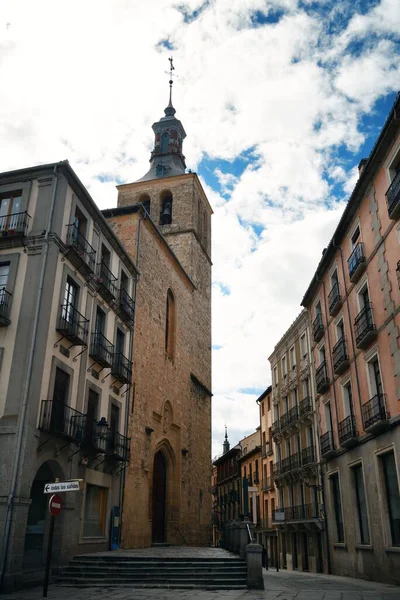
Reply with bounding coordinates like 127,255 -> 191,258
151,451 -> 167,543
23,460 -> 64,567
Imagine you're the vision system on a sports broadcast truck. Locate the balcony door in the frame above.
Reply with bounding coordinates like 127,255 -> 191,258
109,403 -> 120,451
86,389 -> 99,445
62,277 -> 78,324
51,368 -> 69,433
0,192 -> 22,230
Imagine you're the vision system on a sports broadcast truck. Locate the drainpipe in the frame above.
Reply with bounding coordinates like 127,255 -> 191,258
0,164 -> 60,590
118,210 -> 146,543
333,240 -> 363,416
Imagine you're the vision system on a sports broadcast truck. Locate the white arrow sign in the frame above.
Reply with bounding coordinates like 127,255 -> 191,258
43,481 -> 82,494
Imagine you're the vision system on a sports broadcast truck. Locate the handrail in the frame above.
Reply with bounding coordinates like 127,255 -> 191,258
246,522 -> 254,543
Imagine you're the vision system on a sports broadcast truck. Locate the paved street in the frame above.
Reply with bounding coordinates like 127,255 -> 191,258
1,569 -> 399,600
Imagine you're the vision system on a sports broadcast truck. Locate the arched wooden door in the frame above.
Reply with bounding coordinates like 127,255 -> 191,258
152,451 -> 167,543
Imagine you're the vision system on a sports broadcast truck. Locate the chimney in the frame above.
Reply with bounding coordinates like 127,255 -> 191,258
358,158 -> 367,176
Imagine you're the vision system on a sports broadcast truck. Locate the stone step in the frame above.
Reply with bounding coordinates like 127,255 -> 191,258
66,563 -> 247,571
61,570 -> 246,579
57,579 -> 247,589
72,555 -> 243,563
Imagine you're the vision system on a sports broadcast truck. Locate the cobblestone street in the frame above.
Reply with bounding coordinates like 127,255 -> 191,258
1,569 -> 399,600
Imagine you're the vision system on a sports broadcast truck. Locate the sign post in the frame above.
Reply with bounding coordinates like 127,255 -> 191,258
43,494 -> 63,597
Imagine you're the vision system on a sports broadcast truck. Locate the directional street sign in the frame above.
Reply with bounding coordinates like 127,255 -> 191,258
48,494 -> 63,517
43,480 -> 82,494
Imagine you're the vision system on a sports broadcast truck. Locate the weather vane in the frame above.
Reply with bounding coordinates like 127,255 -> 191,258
165,56 -> 178,108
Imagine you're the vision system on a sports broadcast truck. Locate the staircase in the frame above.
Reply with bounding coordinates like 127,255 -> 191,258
57,554 -> 247,590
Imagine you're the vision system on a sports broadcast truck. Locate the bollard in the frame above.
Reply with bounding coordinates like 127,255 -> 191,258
246,543 -> 264,590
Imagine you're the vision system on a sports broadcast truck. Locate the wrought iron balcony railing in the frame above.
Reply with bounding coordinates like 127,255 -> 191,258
299,396 -> 312,417
96,261 -> 117,301
57,303 -> 89,346
118,288 -> 135,323
362,393 -> 390,432
355,302 -> 376,349
0,289 -> 12,326
273,462 -> 281,477
328,281 -> 342,316
288,405 -> 299,425
89,332 -> 114,368
39,400 -> 86,443
271,420 -> 280,436
386,170 -> 400,219
0,211 -> 30,237
283,503 -> 319,521
111,352 -> 133,384
320,430 -> 335,458
262,476 -> 274,491
338,414 -> 358,446
280,452 -> 301,474
348,242 -> 366,283
301,445 -> 316,466
312,312 -> 324,342
107,431 -> 130,461
316,360 -> 329,394
332,336 -> 349,375
86,420 -> 111,453
66,224 -> 96,273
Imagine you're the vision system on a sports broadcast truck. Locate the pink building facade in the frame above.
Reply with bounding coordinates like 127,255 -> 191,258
302,93 -> 400,584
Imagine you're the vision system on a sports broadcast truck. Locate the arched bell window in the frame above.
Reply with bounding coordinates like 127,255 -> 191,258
160,191 -> 173,226
161,132 -> 170,154
165,289 -> 176,359
138,194 -> 151,215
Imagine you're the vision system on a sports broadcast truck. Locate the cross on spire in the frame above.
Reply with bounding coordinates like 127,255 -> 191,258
165,56 -> 177,116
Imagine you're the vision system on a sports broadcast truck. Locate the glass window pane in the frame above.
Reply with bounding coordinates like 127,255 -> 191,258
382,453 -> 400,546
331,474 -> 344,542
353,466 -> 370,544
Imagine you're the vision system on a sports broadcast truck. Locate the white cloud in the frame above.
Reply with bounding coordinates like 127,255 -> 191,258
0,0 -> 398,454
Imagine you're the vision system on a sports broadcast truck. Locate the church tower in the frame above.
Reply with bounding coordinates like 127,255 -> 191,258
104,60 -> 212,548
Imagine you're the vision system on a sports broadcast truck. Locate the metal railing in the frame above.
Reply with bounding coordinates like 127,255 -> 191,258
299,396 -> 312,417
283,503 -> 319,521
315,360 -> 329,393
301,445 -> 315,465
111,352 -> 133,384
320,430 -> 335,456
312,312 -> 324,341
57,303 -> 89,345
338,414 -> 358,445
348,242 -> 365,279
96,261 -> 117,299
39,400 -> 86,442
66,224 -> 96,272
328,281 -> 341,314
0,289 -> 12,325
332,336 -> 349,373
118,288 -> 135,322
0,211 -> 30,236
107,431 -> 130,461
362,394 -> 389,430
89,332 -> 114,367
280,452 -> 301,474
355,302 -> 376,347
272,420 -> 280,436
262,476 -> 274,491
386,170 -> 400,217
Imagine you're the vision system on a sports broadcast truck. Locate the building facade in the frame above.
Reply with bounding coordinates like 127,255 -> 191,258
0,162 -> 137,591
103,93 -> 213,548
213,432 -> 242,537
301,93 -> 400,585
257,386 -> 278,568
239,429 -> 261,525
269,309 -> 325,573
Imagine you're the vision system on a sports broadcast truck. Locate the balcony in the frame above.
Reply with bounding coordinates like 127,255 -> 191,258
84,419 -> 111,453
332,336 -> 350,375
0,211 -> 30,238
262,476 -> 274,491
320,430 -> 335,459
117,288 -> 135,324
89,332 -> 114,368
96,262 -> 117,303
315,361 -> 329,394
0,289 -> 12,326
299,396 -> 313,418
107,431 -> 130,461
328,281 -> 342,317
386,170 -> 400,220
283,503 -> 319,521
272,420 -> 280,437
362,393 -> 390,434
39,400 -> 86,444
355,303 -> 377,350
312,313 -> 324,343
56,304 -> 89,346
338,414 -> 358,448
301,445 -> 316,466
280,452 -> 301,475
111,352 -> 132,384
66,224 -> 96,275
348,242 -> 366,283
273,462 -> 281,478
280,406 -> 299,432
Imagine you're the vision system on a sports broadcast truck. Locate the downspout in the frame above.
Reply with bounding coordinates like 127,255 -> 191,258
0,165 -> 59,590
333,240 -> 363,415
118,210 -> 146,542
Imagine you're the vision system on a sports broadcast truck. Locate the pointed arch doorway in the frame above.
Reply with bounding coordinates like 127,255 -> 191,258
152,451 -> 167,543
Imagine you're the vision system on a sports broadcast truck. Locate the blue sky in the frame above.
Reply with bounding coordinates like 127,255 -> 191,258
0,0 -> 399,456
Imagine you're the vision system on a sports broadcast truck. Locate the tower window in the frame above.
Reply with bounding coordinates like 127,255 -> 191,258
139,194 -> 151,215
161,132 -> 170,154
165,289 -> 176,359
160,191 -> 173,226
